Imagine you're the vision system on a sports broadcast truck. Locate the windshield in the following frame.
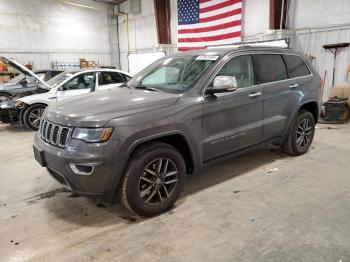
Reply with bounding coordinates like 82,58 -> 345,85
46,71 -> 76,88
8,73 -> 25,83
127,55 -> 219,93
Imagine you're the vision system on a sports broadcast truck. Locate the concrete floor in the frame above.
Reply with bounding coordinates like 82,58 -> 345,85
1,123 -> 350,262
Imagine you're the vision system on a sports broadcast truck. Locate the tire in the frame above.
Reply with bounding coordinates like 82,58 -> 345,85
23,104 -> 46,131
282,110 -> 315,156
120,142 -> 186,217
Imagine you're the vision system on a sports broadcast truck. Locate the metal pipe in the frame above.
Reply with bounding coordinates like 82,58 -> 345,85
280,0 -> 285,30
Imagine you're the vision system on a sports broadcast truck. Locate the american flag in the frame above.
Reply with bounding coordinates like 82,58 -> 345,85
177,0 -> 243,51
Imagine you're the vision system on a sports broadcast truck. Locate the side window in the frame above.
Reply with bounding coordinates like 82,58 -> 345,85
253,54 -> 287,84
99,72 -> 125,85
283,55 -> 310,78
50,71 -> 62,78
216,55 -> 254,88
61,73 -> 95,91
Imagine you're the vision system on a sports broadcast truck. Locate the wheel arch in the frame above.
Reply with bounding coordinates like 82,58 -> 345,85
282,100 -> 319,138
124,131 -> 197,175
299,101 -> 319,122
21,102 -> 48,124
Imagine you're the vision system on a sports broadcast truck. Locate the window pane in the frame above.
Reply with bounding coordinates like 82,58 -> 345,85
62,73 -> 94,90
253,54 -> 287,84
283,55 -> 310,78
142,67 -> 180,85
99,72 -> 125,85
216,55 -> 254,88
128,56 -> 216,93
34,73 -> 45,82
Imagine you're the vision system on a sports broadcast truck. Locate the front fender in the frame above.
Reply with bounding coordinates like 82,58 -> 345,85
110,127 -> 202,197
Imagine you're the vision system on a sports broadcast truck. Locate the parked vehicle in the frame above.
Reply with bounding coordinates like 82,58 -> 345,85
33,47 -> 322,217
0,63 -> 132,130
0,64 -> 63,101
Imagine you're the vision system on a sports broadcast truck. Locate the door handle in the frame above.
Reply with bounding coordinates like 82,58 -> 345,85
248,92 -> 262,98
289,83 -> 299,89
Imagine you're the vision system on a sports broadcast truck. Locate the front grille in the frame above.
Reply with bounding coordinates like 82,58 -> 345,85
39,119 -> 72,148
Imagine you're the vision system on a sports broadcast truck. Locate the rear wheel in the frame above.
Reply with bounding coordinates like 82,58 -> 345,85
120,142 -> 186,217
23,104 -> 46,131
282,110 -> 315,156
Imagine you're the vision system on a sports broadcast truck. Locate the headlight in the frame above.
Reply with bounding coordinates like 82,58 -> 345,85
72,127 -> 114,143
0,100 -> 16,109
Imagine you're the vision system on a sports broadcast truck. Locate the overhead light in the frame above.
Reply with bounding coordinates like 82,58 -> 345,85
60,1 -> 102,10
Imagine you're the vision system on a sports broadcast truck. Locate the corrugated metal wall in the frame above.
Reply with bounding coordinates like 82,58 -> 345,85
0,0 -> 112,70
291,25 -> 350,101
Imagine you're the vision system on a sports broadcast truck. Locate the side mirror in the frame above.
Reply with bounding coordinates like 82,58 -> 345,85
206,75 -> 238,95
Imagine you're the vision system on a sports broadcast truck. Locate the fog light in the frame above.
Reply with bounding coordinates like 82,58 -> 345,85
69,163 -> 94,175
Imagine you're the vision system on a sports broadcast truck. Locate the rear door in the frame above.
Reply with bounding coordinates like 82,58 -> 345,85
253,53 -> 302,141
202,54 -> 264,161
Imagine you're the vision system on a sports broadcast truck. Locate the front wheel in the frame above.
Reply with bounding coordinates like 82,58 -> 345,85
120,142 -> 186,217
282,110 -> 315,156
23,104 -> 46,131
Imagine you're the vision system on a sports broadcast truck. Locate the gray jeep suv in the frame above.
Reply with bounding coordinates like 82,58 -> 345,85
34,47 -> 322,216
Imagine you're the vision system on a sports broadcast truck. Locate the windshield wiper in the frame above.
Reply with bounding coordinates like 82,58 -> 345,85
134,85 -> 160,92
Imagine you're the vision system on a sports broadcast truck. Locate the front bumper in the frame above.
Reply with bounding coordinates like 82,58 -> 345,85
34,132 -> 121,198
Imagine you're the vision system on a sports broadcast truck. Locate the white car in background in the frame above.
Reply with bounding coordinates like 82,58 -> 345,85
0,62 -> 132,130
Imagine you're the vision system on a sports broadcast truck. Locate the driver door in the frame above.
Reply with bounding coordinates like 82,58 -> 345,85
56,72 -> 96,100
202,55 -> 264,161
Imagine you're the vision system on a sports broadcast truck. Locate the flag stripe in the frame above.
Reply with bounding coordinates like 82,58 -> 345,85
178,31 -> 241,43
178,20 -> 241,34
199,0 -> 230,9
178,37 -> 241,48
200,0 -> 242,13
199,2 -> 242,18
179,26 -> 241,38
178,14 -> 241,30
178,46 -> 207,51
199,0 -> 213,4
200,8 -> 242,23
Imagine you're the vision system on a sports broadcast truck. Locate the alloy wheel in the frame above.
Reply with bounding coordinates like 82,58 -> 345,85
296,118 -> 313,149
29,108 -> 44,128
138,158 -> 179,206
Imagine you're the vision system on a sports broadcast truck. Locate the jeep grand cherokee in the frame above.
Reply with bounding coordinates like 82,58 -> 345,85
33,47 -> 322,216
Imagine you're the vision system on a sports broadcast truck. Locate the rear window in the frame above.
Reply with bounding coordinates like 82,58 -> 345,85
283,55 -> 310,78
252,54 -> 287,84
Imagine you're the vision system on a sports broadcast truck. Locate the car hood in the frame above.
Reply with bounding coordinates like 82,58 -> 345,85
0,56 -> 50,89
44,87 -> 181,127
